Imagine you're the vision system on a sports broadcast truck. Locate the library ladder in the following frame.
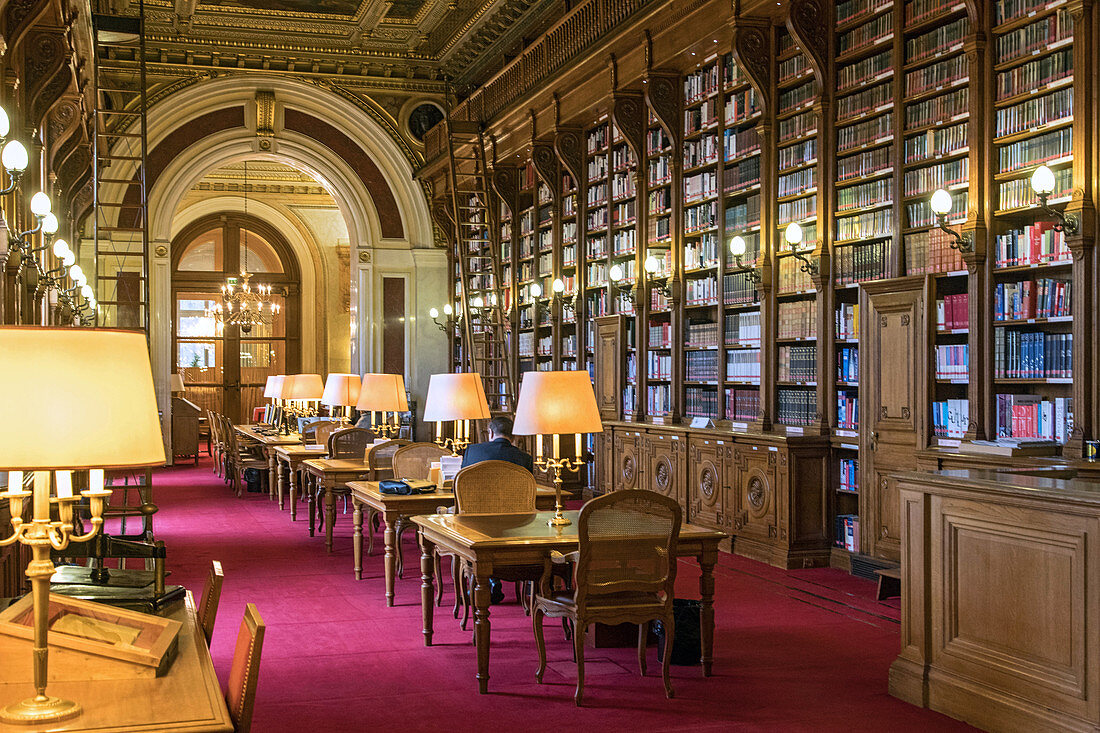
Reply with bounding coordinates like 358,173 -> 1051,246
444,119 -> 515,413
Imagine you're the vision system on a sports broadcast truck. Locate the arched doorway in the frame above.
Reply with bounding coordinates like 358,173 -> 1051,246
172,213 -> 301,422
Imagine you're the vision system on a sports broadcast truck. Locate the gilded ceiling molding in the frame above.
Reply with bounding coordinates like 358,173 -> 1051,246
131,61 -> 446,93
255,89 -> 275,140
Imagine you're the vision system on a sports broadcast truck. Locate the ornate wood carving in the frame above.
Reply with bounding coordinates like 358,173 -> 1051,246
553,127 -> 583,185
732,17 -> 773,112
24,29 -> 70,132
489,164 -> 519,216
784,0 -> 829,91
531,141 -> 559,203
644,69 -> 680,143
610,90 -> 646,162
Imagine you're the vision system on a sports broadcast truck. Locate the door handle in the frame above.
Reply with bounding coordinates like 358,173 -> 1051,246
869,431 -> 878,451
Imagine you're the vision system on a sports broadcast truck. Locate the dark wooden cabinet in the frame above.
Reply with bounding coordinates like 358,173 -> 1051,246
640,430 -> 687,509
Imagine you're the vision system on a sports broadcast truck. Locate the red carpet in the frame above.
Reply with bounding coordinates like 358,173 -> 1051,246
148,457 -> 975,732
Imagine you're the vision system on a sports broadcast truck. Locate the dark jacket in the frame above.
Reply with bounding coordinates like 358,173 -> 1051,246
461,437 -> 534,473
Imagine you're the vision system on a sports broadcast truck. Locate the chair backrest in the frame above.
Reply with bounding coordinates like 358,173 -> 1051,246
224,416 -> 243,454
197,560 -> 224,646
225,603 -> 265,733
575,489 -> 681,607
207,411 -> 221,446
391,442 -> 448,480
454,460 -> 537,514
314,421 -> 342,446
367,439 -> 411,472
327,427 -> 375,459
301,420 -> 324,442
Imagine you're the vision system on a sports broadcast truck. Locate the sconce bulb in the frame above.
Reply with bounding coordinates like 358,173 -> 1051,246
1030,164 -> 1056,196
80,284 -> 94,300
30,191 -> 52,217
0,106 -> 9,139
472,296 -> 484,308
443,303 -> 453,316
644,254 -> 660,273
41,213 -> 58,235
729,235 -> 747,257
552,277 -> 564,293
529,282 -> 542,298
784,222 -> 803,246
61,250 -> 75,267
929,188 -> 953,216
609,263 -> 624,283
69,264 -> 84,282
429,307 -> 439,318
1,140 -> 27,173
52,238 -> 70,259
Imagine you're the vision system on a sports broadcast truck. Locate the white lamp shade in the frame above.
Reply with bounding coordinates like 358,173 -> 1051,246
1,140 -> 27,172
729,235 -> 746,256
30,192 -> 51,217
356,373 -> 407,412
0,328 -> 165,469
512,371 -> 604,436
263,375 -> 284,398
929,188 -> 953,216
529,282 -> 542,298
279,373 -> 323,400
644,254 -> 659,273
322,373 -> 362,407
609,264 -> 623,282
0,105 -> 9,139
1031,164 -> 1056,196
169,374 -> 185,393
422,373 -> 490,422
784,222 -> 803,246
552,277 -> 565,293
41,213 -> 58,235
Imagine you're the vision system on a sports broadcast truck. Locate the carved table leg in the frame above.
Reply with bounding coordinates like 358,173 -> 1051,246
325,482 -> 336,553
699,549 -> 716,677
289,466 -> 299,521
419,533 -> 436,646
474,563 -> 493,694
307,473 -> 316,537
267,451 -> 276,501
383,511 -> 397,607
277,459 -> 286,510
352,499 -> 363,580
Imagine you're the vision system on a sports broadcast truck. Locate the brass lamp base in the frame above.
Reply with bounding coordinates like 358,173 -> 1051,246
548,511 -> 572,527
0,694 -> 81,724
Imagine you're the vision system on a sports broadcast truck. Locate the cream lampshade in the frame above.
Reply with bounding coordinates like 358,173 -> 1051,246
356,373 -> 408,412
263,374 -> 285,399
322,373 -> 362,408
279,373 -> 323,401
169,373 -> 185,394
423,372 -> 490,449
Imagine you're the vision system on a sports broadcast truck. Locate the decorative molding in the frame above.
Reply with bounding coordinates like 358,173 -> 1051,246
732,17 -> 772,112
610,90 -> 645,162
256,90 -> 276,137
552,127 -> 583,185
531,141 -> 558,201
785,0 -> 829,91
644,69 -> 680,144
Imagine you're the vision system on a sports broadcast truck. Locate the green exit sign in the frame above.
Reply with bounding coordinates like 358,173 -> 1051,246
226,277 -> 238,285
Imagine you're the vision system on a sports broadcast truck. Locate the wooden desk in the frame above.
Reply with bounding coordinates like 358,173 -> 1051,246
346,481 -> 558,606
0,592 -> 231,732
234,425 -> 302,502
274,444 -> 327,516
301,458 -> 377,552
413,510 -> 727,694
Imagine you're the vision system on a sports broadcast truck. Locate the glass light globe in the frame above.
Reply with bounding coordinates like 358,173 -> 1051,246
443,303 -> 453,316
73,273 -> 87,288
80,284 -> 94,300
929,188 -> 953,216
729,235 -> 747,257
784,222 -> 803,246
429,307 -> 439,318
62,251 -> 75,267
529,282 -> 542,298
644,254 -> 660,273
552,277 -> 565,293
1030,164 -> 1056,196
52,238 -> 70,259
1,140 -> 27,172
30,191 -> 51,217
609,263 -> 624,282
472,296 -> 484,308
69,264 -> 84,282
0,106 -> 9,139
41,213 -> 58,235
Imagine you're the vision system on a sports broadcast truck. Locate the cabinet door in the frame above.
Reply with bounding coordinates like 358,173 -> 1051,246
613,428 -> 643,491
729,443 -> 780,544
860,279 -> 927,562
688,438 -> 731,531
641,430 -> 686,512
594,315 -> 624,421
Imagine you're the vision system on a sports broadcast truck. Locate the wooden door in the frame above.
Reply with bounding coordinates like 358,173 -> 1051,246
859,277 -> 928,562
593,314 -> 625,421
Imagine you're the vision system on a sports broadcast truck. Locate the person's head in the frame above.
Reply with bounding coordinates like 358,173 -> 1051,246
488,415 -> 514,442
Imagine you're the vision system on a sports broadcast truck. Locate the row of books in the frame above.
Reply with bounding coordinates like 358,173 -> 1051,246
777,387 -> 816,426
778,344 -> 816,382
646,128 -> 671,156
685,102 -> 720,135
778,299 -> 817,340
779,54 -> 809,84
612,228 -> 636,254
839,458 -> 860,493
906,87 -> 967,129
779,111 -> 816,142
935,343 -> 969,380
996,48 -> 1071,102
999,166 -> 1070,210
647,385 -> 672,415
837,178 -> 891,212
684,64 -> 719,104
725,194 -> 761,230
905,121 -> 967,164
838,346 -> 860,383
936,293 -> 969,330
905,229 -> 965,275
837,82 -> 891,123
726,348 -> 762,380
727,388 -> 760,422
932,398 -> 970,438
778,196 -> 816,226
839,13 -> 892,56
724,271 -> 760,305
685,201 -> 718,233
837,206 -> 893,244
903,157 -> 968,197
907,190 -> 967,228
778,256 -> 814,294
996,9 -> 1071,65
995,87 -> 1072,139
837,145 -> 892,182
996,0 -> 1059,24
993,223 -> 1068,266
646,352 -> 672,380
778,167 -> 816,198
648,156 -> 671,186
611,145 -> 636,171
686,350 -> 720,381
685,276 -> 719,305
684,136 -> 719,170
611,172 -> 635,200
997,127 -> 1071,174
835,514 -> 860,552
686,319 -> 720,347
905,54 -> 966,96
685,233 -> 720,270
838,50 -> 891,92
648,321 -> 671,348
779,139 -> 816,171
724,127 -> 761,161
838,391 -> 859,429
835,239 -> 897,285
779,80 -> 815,114
724,159 -> 761,193
995,394 -> 1073,442
906,17 -> 966,63
726,311 -> 762,346
836,303 -> 860,340
685,387 -> 720,419
684,170 -> 717,202
839,0 -> 891,26
994,330 -> 1072,379
725,89 -> 761,125
837,112 -> 892,153
994,278 -> 1071,321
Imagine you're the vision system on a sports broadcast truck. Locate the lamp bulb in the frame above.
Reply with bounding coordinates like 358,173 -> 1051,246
1030,164 -> 1056,196
41,213 -> 58,235
80,284 -> 93,300
61,250 -> 75,267
52,238 -> 70,259
644,254 -> 660,273
929,188 -> 953,216
0,106 -> 9,139
784,222 -> 803,246
529,282 -> 542,298
69,264 -> 84,282
552,277 -> 565,293
442,303 -> 453,316
1,140 -> 27,173
609,263 -> 624,283
429,307 -> 439,318
472,295 -> 484,308
729,235 -> 747,257
30,191 -> 52,217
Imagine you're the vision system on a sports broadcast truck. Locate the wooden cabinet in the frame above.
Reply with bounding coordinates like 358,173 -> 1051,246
686,436 -> 731,533
640,430 -> 686,510
611,427 -> 643,492
593,315 -> 627,422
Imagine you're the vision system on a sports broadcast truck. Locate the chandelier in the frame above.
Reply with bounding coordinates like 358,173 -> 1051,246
204,159 -> 279,334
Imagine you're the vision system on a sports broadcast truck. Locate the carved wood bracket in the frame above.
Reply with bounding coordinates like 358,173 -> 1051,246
732,17 -> 773,112
553,127 -> 584,185
785,0 -> 830,92
611,90 -> 646,162
644,69 -> 681,145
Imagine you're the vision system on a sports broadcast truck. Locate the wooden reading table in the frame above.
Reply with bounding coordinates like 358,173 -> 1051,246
0,591 -> 231,732
345,481 -> 558,606
412,510 -> 727,694
273,443 -> 328,516
233,425 -> 302,501
301,458 -> 380,552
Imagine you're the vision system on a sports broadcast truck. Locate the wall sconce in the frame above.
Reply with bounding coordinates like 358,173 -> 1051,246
429,303 -> 459,332
729,235 -> 761,284
784,223 -> 819,275
608,263 -> 635,304
929,189 -> 973,253
644,253 -> 672,297
0,139 -> 28,195
1030,164 -> 1077,235
529,281 -> 543,301
551,277 -> 578,313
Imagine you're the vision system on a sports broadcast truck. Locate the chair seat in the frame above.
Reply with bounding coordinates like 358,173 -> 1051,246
537,589 -> 667,614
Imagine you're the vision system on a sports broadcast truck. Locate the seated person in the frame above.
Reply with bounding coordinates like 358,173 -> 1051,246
460,415 -> 533,603
461,415 -> 534,473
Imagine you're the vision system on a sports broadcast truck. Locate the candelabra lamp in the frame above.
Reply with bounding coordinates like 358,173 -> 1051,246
277,374 -> 323,434
929,188 -> 973,253
321,373 -> 361,422
551,277 -> 579,316
0,328 -> 164,724
512,370 -> 604,526
643,253 -> 672,298
423,372 -> 490,455
429,303 -> 460,332
356,373 -> 407,438
1030,164 -> 1078,235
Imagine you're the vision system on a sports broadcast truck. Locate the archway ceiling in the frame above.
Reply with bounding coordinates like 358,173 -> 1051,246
135,0 -> 569,88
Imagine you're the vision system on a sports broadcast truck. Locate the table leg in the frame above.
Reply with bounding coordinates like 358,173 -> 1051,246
308,474 -> 316,537
419,534 -> 436,646
699,550 -> 716,677
474,564 -> 492,694
267,451 -> 276,501
325,482 -> 336,553
352,500 -> 363,580
277,459 -> 286,510
383,512 -> 397,607
289,466 -> 299,521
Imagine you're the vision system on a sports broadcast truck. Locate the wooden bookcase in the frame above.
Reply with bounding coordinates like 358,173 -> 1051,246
423,0 -> 1099,570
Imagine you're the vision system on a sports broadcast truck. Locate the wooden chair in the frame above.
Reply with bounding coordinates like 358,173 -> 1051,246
207,411 -> 223,476
316,428 -> 376,532
225,420 -> 267,498
364,439 -> 411,557
390,442 -> 448,480
225,603 -> 265,733
197,560 -> 224,646
533,489 -> 682,706
314,420 -> 342,446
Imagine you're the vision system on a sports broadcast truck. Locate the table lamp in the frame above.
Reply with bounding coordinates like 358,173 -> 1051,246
278,373 -> 323,432
263,374 -> 285,426
0,327 -> 165,724
321,373 -> 361,421
169,373 -> 185,394
356,373 -> 407,438
512,370 -> 603,526
423,373 -> 490,454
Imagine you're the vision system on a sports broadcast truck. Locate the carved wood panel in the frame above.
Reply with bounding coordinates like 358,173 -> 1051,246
612,428 -> 642,492
593,315 -> 624,420
688,438 -> 730,531
640,430 -> 686,512
730,444 -> 779,543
